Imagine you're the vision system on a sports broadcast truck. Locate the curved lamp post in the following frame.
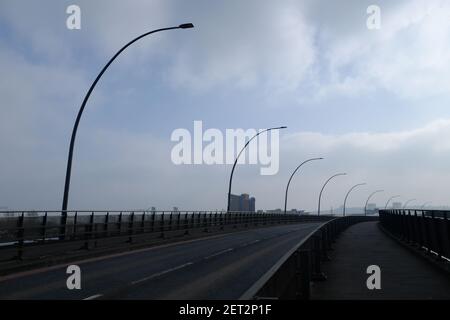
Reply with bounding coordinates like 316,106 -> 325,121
420,201 -> 432,210
227,126 -> 287,212
61,24 -> 195,235
284,157 -> 323,214
385,195 -> 400,209
317,173 -> 346,216
403,198 -> 417,209
364,190 -> 384,216
343,183 -> 366,216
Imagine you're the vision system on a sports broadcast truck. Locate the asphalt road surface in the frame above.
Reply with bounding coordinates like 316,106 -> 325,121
0,222 -> 322,299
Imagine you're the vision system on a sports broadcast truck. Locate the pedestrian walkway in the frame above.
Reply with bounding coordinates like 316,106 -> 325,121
311,221 -> 450,299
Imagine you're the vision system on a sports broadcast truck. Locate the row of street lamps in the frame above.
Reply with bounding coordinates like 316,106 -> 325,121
60,23 -> 430,239
226,133 -> 427,216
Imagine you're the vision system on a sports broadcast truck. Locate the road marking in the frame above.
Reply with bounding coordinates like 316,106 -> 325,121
131,262 -> 194,285
0,227 -> 273,282
204,248 -> 234,259
240,240 -> 260,247
83,294 -> 103,300
0,222 -> 322,283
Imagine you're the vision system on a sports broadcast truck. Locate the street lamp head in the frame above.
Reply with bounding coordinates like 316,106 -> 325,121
269,126 -> 287,130
179,23 -> 194,29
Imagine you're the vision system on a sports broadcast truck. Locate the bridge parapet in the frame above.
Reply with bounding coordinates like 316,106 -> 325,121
241,215 -> 378,300
379,209 -> 450,262
0,210 -> 333,263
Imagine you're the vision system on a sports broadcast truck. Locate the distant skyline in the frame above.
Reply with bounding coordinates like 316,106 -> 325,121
1,0 -> 450,212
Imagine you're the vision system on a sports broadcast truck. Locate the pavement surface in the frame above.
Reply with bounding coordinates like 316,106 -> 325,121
0,222 -> 321,300
311,221 -> 450,299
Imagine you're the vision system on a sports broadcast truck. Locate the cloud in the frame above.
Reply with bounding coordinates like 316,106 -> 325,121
1,0 -> 450,212
284,118 -> 450,153
312,0 -> 450,101
166,0 -> 316,93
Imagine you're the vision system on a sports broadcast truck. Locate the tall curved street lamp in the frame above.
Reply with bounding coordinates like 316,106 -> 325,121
364,190 -> 383,216
317,173 -> 346,216
284,157 -> 323,214
343,183 -> 366,216
421,201 -> 432,210
227,126 -> 287,212
403,198 -> 417,209
61,24 -> 195,235
385,195 -> 400,209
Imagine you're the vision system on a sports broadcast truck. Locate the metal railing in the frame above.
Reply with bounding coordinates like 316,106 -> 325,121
0,210 -> 333,261
241,215 -> 378,300
379,209 -> 450,261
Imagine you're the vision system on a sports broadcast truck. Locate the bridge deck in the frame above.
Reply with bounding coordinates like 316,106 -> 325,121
311,221 -> 450,299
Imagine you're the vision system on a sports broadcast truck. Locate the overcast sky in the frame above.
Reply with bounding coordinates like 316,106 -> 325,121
1,0 -> 450,212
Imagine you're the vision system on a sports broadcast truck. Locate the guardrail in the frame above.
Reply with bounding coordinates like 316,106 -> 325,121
0,210 -> 333,262
241,215 -> 378,300
379,209 -> 450,261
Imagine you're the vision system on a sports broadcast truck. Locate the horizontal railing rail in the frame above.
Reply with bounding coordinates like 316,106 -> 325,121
241,215 -> 378,300
379,209 -> 450,261
0,210 -> 334,262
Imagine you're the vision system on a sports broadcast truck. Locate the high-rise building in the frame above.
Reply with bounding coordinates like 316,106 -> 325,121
229,193 -> 256,212
249,197 -> 255,212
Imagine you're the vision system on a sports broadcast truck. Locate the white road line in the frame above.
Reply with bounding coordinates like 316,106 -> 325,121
240,239 -> 260,247
83,294 -> 103,300
131,262 -> 194,285
204,248 -> 234,260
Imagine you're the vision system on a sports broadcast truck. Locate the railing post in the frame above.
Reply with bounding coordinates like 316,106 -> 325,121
160,212 -> 165,238
209,212 -> 213,230
128,211 -> 135,243
406,210 -> 412,243
432,211 -> 443,259
214,211 -> 218,227
16,212 -> 25,260
117,211 -> 123,236
104,211 -> 109,238
91,211 -> 96,243
414,211 -> 422,248
41,211 -> 48,242
422,211 -> 431,254
203,212 -> 208,232
444,212 -> 450,259
184,212 -> 189,235
151,210 -> 155,233
82,212 -> 94,250
141,211 -> 146,233
73,211 -> 78,239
